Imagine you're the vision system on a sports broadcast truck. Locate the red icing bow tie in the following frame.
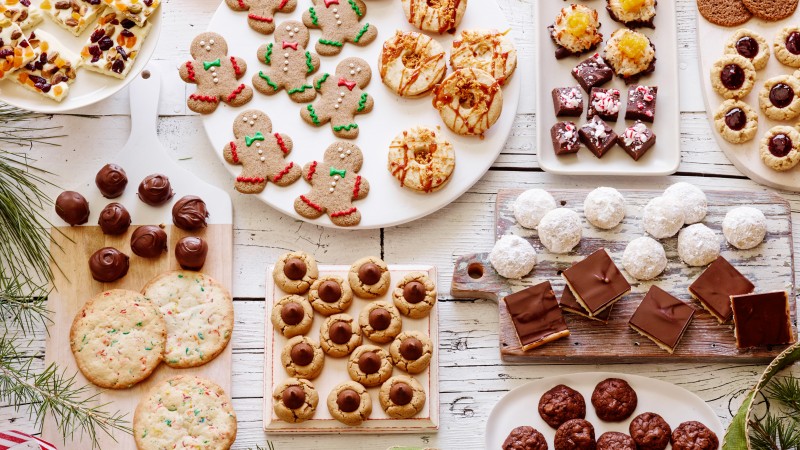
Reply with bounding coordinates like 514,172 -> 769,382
338,78 -> 357,90
282,41 -> 299,50
324,0 -> 339,6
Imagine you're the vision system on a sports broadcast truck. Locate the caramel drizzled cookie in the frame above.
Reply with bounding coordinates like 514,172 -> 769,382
281,335 -> 325,379
348,256 -> 391,298
359,301 -> 402,344
272,377 -> 318,423
392,272 -> 437,318
401,0 -> 467,34
389,330 -> 432,374
450,29 -> 517,86
309,275 -> 353,315
759,75 -> 800,120
774,26 -> 800,67
347,344 -> 393,387
432,67 -> 503,136
273,251 -> 319,294
271,294 -> 313,338
725,29 -> 769,70
714,99 -> 758,144
320,313 -> 362,357
710,54 -> 755,99
379,30 -> 446,98
379,375 -> 426,419
327,381 -> 372,426
388,126 -> 455,194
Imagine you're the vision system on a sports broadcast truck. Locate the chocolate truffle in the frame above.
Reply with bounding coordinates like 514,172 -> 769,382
130,225 -> 168,258
337,389 -> 361,413
291,342 -> 315,366
175,237 -> 208,271
97,203 -> 131,235
389,382 -> 413,406
95,163 -> 128,198
89,247 -> 129,282
137,174 -> 174,206
282,386 -> 305,409
55,191 -> 90,226
171,195 -> 209,230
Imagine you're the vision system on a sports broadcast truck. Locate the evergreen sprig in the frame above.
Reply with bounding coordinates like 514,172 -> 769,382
749,376 -> 800,450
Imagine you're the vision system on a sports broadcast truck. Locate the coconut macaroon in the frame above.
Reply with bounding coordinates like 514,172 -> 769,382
606,0 -> 657,28
450,29 -> 517,86
603,28 -> 656,83
549,4 -> 603,59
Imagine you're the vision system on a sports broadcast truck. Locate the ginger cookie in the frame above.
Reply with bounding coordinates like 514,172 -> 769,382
379,375 -> 426,419
223,109 -> 302,194
302,0 -> 377,56
359,300 -> 402,344
272,377 -> 318,423
225,0 -> 297,35
281,335 -> 325,379
327,381 -> 372,426
741,0 -> 798,22
320,313 -> 362,357
389,330 -> 433,374
348,256 -> 390,298
401,0 -> 467,34
271,294 -> 314,338
294,142 -> 370,227
347,344 -> 393,387
696,0 -> 751,27
302,57 -> 374,139
179,32 -> 253,114
308,275 -> 353,316
253,21 -> 321,103
392,272 -> 437,318
272,250 -> 319,294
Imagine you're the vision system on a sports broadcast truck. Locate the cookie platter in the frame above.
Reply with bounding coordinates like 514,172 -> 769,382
536,0 -> 680,175
486,372 -> 724,449
264,264 -> 439,433
200,0 -> 520,229
452,188 -> 796,363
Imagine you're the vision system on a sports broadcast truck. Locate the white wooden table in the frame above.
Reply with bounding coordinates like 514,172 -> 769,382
2,0 -> 799,448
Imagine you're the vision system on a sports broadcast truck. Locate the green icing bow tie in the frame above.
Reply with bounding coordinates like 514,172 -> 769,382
330,167 -> 346,178
245,132 -> 265,147
203,58 -> 221,70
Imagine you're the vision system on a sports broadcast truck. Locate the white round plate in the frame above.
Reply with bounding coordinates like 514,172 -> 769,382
0,7 -> 161,113
203,0 -> 520,229
486,372 -> 724,449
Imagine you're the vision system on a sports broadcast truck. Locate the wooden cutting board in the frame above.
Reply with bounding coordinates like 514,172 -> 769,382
42,66 -> 233,449
451,189 -> 797,363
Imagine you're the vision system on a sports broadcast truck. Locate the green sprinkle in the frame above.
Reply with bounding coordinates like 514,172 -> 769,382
333,123 -> 358,131
122,331 -> 130,335
145,346 -> 152,351
259,71 -> 279,91
82,335 -> 87,343
108,329 -> 117,334
347,0 -> 362,16
309,7 -> 318,25
110,340 -> 118,346
307,104 -> 320,125
315,73 -> 330,90
185,347 -> 190,354
136,322 -> 142,327
357,92 -> 368,112
319,38 -> 343,47
142,430 -> 147,438
178,274 -> 184,278
264,42 -> 273,64
165,419 -> 172,427
353,23 -> 370,43
200,418 -> 206,423
198,332 -> 204,340
194,409 -> 200,415
288,84 -> 313,94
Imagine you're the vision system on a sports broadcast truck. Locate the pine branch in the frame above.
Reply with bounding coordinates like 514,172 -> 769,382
766,376 -> 800,414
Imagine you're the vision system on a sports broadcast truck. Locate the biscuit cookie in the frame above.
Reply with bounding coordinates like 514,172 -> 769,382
302,0 -> 377,56
555,419 -> 596,450
308,275 -> 353,316
70,289 -> 165,389
281,335 -> 325,379
591,378 -> 638,422
714,99 -> 758,144
432,68 -> 503,136
671,421 -> 718,450
696,0 -> 751,27
348,256 -> 390,298
347,344 -> 393,387
760,125 -> 800,171
379,375 -> 426,419
401,0 -> 466,34
133,375 -> 237,450
142,271 -> 233,368
451,29 -> 517,85
320,313 -> 362,357
759,75 -> 800,120
742,0 -> 798,22
271,294 -> 314,338
725,29 -> 769,70
272,377 -> 318,423
630,413 -> 671,450
387,126 -> 455,194
327,380 -> 372,426
710,54 -> 756,99
225,0 -> 296,35
379,30 -> 447,98
538,384 -> 586,429
359,301 -> 402,344
392,272 -> 437,318
273,250 -> 319,294
774,26 -> 800,68
389,330 -> 432,374
253,21 -> 321,103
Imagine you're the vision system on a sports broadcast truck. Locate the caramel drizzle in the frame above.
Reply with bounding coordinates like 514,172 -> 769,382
451,31 -> 510,82
408,0 -> 462,34
389,131 -> 444,192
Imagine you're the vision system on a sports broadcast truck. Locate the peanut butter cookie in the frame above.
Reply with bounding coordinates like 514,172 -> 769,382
270,294 -> 314,338
389,331 -> 433,374
320,313 -> 362,357
347,344 -> 392,387
392,272 -> 437,318
308,275 -> 353,316
359,301 -> 402,344
273,251 -> 319,294
327,381 -> 372,426
280,335 -> 325,379
348,256 -> 391,298
272,377 -> 318,423
379,375 -> 426,419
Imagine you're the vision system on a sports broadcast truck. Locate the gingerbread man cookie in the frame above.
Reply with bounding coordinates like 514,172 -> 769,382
225,0 -> 297,35
302,0 -> 377,56
254,21 -> 321,103
294,141 -> 370,227
179,32 -> 253,114
301,57 -> 374,139
223,110 -> 301,194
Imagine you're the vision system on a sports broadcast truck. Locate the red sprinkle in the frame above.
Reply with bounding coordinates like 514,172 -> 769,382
300,194 -> 323,212
275,133 -> 288,154
237,0 -> 245,7
237,176 -> 266,183
229,141 -> 239,163
273,162 -> 294,182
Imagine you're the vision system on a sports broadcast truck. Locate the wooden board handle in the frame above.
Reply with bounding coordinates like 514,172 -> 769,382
450,253 -> 511,303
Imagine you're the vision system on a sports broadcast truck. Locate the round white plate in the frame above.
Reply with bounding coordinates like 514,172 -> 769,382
203,0 -> 520,229
0,7 -> 161,113
486,372 -> 724,449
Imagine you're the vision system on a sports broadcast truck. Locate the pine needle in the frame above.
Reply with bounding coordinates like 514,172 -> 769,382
750,376 -> 800,450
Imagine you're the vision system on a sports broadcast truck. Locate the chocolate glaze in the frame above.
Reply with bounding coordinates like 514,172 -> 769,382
282,386 -> 305,409
769,134 -> 793,157
720,64 -> 745,90
89,247 -> 129,282
175,237 -> 208,270
318,280 -> 342,303
171,195 -> 209,231
55,191 -> 89,226
130,225 -> 168,258
735,36 -> 759,59
628,285 -> 695,350
358,263 -> 382,285
400,337 -> 423,360
688,256 -> 754,322
731,291 -> 794,348
770,83 -> 795,108
137,174 -> 174,206
389,382 -> 413,406
283,258 -> 307,280
95,163 -> 128,198
787,31 -> 800,55
329,321 -> 352,345
337,389 -> 361,413
98,203 -> 131,235
560,285 -> 613,322
503,281 -> 568,349
562,249 -> 631,315
290,342 -> 314,366
358,351 -> 381,374
403,281 -> 427,304
724,108 -> 747,131
281,302 -> 305,326
369,308 -> 392,331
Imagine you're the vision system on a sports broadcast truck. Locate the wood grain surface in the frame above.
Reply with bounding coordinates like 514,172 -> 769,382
452,189 -> 797,363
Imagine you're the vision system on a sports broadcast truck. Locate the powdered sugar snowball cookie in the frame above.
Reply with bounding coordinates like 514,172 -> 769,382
513,189 -> 557,229
663,182 -> 708,224
622,237 -> 667,281
538,208 -> 583,254
677,224 -> 721,267
584,187 -> 625,230
642,196 -> 685,239
723,206 -> 767,250
489,235 -> 537,279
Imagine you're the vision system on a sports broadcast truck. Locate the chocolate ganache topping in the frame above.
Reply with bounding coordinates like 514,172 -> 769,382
175,237 -> 208,270
95,163 -> 128,198
137,174 -> 174,206
172,195 -> 209,230
89,247 -> 129,282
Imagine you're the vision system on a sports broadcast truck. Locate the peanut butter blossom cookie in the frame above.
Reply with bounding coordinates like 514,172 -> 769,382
379,30 -> 446,98
392,272 -> 437,318
273,377 -> 318,423
142,271 -> 234,368
347,344 -> 393,387
348,256 -> 390,298
273,250 -> 319,294
281,335 -> 325,379
401,0 -> 467,34
327,380 -> 372,426
70,289 -> 166,389
379,375 -> 426,418
389,330 -> 432,374
320,313 -> 362,357
271,294 -> 314,338
134,375 -> 237,450
308,275 -> 353,316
